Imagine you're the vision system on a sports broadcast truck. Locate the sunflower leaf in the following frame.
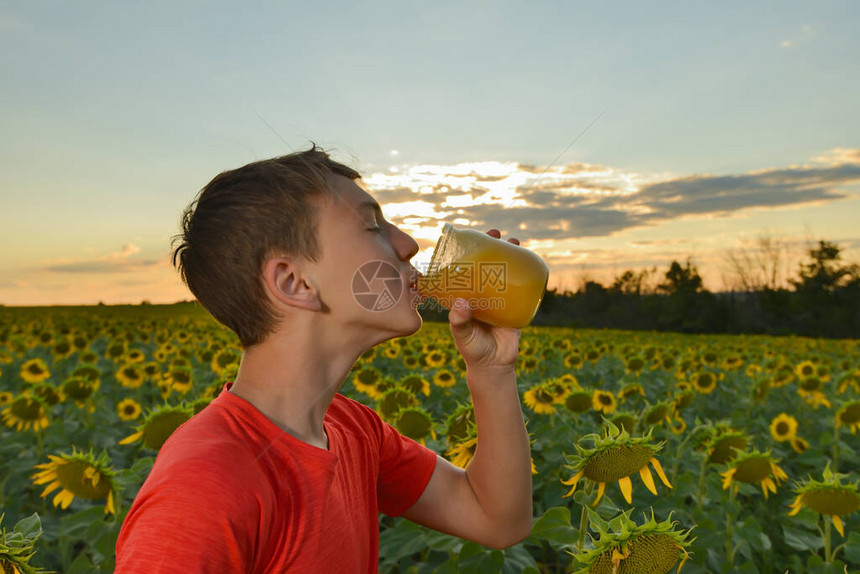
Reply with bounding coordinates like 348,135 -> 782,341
527,506 -> 576,548
13,513 -> 42,541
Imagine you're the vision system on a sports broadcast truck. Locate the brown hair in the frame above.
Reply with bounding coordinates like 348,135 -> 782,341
172,145 -> 361,347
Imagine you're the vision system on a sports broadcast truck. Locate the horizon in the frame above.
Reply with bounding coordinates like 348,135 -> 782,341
2,2 -> 857,305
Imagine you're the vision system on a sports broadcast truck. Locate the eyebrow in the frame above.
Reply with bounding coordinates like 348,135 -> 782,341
357,200 -> 382,213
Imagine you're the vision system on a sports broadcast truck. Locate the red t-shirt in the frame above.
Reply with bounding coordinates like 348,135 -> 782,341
115,384 -> 437,573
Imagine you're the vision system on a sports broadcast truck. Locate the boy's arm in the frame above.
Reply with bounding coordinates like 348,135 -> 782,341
401,363 -> 532,549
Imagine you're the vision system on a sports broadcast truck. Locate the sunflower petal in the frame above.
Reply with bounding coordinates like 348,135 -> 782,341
721,468 -> 737,490
119,430 -> 144,445
832,515 -> 844,537
640,465 -> 658,495
650,458 -> 672,488
40,480 -> 62,498
592,481 -> 606,507
618,475 -> 633,504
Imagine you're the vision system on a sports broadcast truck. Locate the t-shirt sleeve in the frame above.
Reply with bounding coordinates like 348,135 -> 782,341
115,458 -> 257,573
376,419 -> 438,517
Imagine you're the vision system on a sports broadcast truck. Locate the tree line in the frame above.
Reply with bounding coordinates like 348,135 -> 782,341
418,239 -> 860,339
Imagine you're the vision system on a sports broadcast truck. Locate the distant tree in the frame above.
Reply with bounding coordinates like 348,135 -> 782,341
724,233 -> 789,292
791,240 -> 859,293
610,267 -> 656,295
658,259 -> 704,295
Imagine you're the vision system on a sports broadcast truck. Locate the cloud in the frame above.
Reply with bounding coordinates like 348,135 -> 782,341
365,148 -> 860,242
46,244 -> 161,274
634,163 -> 859,219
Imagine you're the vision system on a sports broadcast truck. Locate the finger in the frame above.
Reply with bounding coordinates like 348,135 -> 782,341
448,298 -> 474,339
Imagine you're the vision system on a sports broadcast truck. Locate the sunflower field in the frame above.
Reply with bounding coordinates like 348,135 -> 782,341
1,304 -> 859,573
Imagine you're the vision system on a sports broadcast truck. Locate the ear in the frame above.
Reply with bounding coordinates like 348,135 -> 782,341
263,257 -> 322,312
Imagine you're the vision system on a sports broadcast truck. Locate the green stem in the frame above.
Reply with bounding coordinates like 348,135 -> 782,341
34,429 -> 44,460
831,424 -> 840,473
576,481 -> 595,551
726,487 -> 736,566
823,516 -> 832,564
670,424 -> 707,482
696,454 -> 708,510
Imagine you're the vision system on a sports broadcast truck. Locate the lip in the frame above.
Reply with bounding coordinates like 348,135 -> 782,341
406,268 -> 423,292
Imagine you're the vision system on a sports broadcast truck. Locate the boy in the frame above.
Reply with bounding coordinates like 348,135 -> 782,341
115,146 -> 533,572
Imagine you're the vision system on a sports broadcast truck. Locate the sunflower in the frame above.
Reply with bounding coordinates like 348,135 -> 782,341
0,392 -> 13,407
670,418 -> 687,435
352,366 -> 384,397
1,396 -> 50,432
624,356 -> 646,377
0,512 -> 50,574
562,422 -> 672,506
722,354 -> 744,371
794,359 -> 816,379
835,400 -> 860,434
572,510 -> 693,574
672,390 -> 695,414
720,449 -> 788,500
618,383 -> 645,403
592,390 -> 618,415
211,348 -> 241,376
445,403 -> 475,444
71,364 -> 101,384
769,413 -> 798,442
402,355 -> 420,369
393,406 -> 436,444
447,430 -> 477,469
61,376 -> 99,406
377,388 -> 419,421
424,350 -> 447,368
79,351 -> 99,364
399,375 -> 431,396
609,412 -> 638,434
31,449 -> 117,514
788,463 -> 859,537
524,384 -> 558,415
789,436 -> 809,454
120,404 -> 193,450
801,390 -> 831,409
19,359 -> 50,384
702,425 -> 748,465
382,345 -> 400,360
690,371 -> 717,394
105,340 -> 127,361
30,383 -> 62,407
641,402 -> 672,429
52,339 -> 74,360
115,363 -> 145,389
565,390 -> 595,414
432,369 -> 457,389
117,398 -> 142,421
167,366 -> 193,394
564,352 -> 584,370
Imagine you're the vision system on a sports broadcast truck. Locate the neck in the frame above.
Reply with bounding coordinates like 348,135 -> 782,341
228,316 -> 371,450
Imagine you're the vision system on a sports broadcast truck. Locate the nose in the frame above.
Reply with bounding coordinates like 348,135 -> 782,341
392,226 -> 420,262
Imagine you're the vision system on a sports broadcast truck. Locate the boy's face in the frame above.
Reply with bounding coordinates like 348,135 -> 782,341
310,174 -> 424,341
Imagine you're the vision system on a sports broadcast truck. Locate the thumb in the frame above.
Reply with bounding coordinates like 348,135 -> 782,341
448,298 -> 474,341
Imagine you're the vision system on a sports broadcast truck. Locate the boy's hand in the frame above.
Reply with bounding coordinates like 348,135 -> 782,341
448,229 -> 521,372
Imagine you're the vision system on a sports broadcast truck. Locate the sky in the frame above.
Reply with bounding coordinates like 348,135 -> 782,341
1,1 -> 858,305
